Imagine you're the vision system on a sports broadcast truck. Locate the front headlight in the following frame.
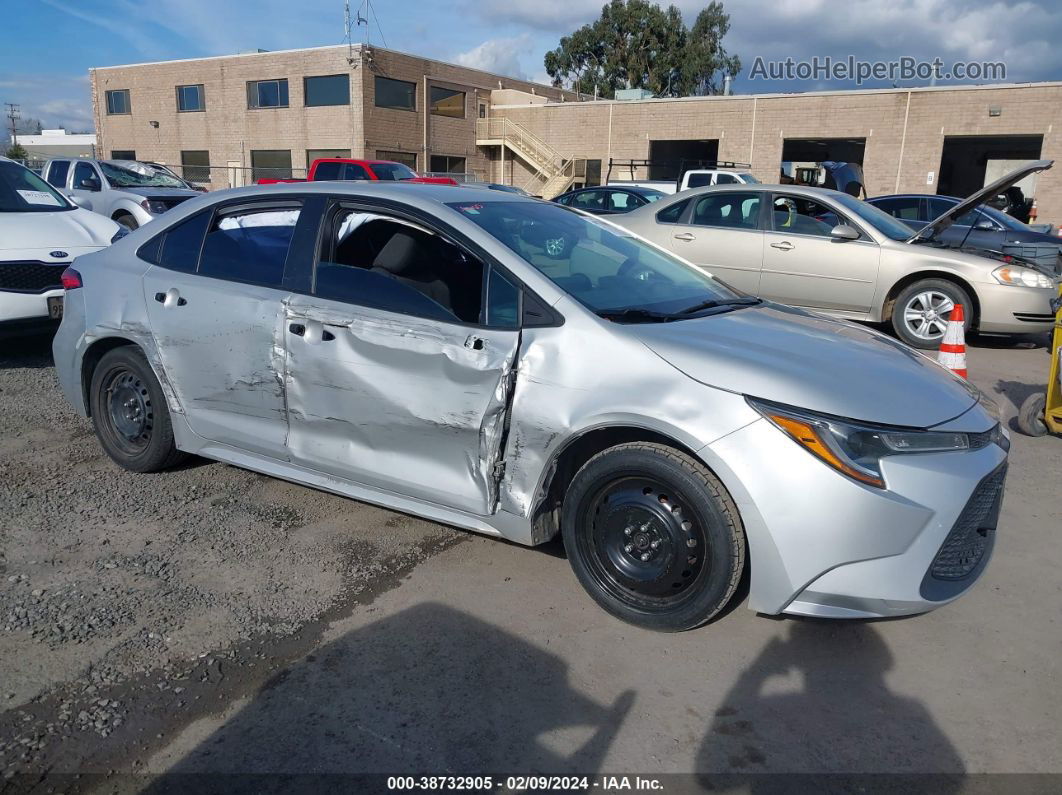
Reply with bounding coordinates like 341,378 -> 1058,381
992,265 -> 1054,289
748,398 -> 979,489
140,199 -> 169,215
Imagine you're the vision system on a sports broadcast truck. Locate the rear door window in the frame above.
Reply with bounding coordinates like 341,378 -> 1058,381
608,192 -> 642,211
198,203 -> 302,287
692,193 -> 762,230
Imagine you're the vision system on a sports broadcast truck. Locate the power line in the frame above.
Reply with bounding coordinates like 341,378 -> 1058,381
5,103 -> 20,146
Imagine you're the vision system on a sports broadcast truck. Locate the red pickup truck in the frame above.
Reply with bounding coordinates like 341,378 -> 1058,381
256,158 -> 458,186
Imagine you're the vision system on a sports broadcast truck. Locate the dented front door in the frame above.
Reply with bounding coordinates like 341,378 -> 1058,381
282,294 -> 520,516
142,267 -> 291,459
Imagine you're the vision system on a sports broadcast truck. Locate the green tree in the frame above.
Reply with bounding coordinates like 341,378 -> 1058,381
544,0 -> 740,99
5,143 -> 28,160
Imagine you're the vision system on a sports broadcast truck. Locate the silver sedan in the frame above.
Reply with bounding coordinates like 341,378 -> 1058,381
53,182 -> 1007,630
617,162 -> 1058,349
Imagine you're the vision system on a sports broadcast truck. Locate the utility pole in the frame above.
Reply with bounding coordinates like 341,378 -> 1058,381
4,103 -> 20,147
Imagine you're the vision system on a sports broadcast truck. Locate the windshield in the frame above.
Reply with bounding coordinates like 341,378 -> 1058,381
737,173 -> 760,184
638,189 -> 667,202
978,204 -> 1028,231
372,163 -> 418,181
830,193 -> 915,241
101,162 -> 188,189
447,200 -> 748,320
0,160 -> 73,212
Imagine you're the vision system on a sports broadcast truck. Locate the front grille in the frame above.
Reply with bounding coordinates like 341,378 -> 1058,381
929,465 -> 1006,580
0,261 -> 68,293
155,197 -> 191,211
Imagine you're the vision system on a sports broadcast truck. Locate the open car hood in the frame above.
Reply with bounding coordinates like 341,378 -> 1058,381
909,159 -> 1053,243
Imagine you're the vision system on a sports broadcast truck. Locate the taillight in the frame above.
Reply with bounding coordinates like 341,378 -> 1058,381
61,267 -> 83,289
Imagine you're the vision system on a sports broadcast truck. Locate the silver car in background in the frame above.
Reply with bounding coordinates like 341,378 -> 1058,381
53,183 -> 1007,630
618,161 -> 1058,348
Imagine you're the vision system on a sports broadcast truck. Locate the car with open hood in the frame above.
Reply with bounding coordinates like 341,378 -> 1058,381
42,158 -> 202,230
617,161 -> 1058,348
0,157 -> 122,333
53,182 -> 1008,631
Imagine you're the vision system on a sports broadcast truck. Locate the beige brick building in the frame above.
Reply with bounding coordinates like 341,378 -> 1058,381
92,46 -> 1062,222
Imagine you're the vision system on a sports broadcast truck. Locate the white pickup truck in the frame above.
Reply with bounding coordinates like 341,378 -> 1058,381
606,162 -> 760,195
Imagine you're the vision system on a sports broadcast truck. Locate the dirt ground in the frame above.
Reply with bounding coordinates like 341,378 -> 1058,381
1,328 -> 1060,791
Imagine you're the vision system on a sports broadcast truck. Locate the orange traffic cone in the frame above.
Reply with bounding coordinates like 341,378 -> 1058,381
937,304 -> 967,378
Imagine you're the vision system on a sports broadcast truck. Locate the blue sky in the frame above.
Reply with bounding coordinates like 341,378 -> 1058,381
2,0 -> 1059,132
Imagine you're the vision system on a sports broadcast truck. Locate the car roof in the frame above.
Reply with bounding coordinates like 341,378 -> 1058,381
190,180 -> 536,206
664,184 -> 853,200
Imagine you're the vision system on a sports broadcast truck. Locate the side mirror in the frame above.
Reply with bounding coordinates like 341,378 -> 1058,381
974,220 -> 995,231
64,192 -> 90,209
78,177 -> 101,191
830,224 -> 860,241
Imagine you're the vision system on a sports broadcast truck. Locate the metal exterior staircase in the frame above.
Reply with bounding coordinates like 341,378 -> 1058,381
476,118 -> 575,197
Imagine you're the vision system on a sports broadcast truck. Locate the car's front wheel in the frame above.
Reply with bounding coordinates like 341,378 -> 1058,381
891,278 -> 973,349
561,442 -> 745,632
89,347 -> 186,472
115,213 -> 139,230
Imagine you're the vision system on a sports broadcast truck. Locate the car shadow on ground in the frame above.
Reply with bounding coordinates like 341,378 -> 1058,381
0,331 -> 56,370
142,605 -> 961,790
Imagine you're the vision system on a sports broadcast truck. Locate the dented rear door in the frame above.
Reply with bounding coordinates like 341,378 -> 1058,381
282,294 -> 520,516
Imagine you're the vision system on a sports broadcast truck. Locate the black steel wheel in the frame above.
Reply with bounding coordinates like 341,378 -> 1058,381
89,347 -> 187,472
562,442 -> 745,632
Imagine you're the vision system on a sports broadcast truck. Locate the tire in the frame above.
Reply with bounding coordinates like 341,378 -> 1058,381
115,214 -> 139,230
1017,392 -> 1049,437
89,347 -> 187,472
561,442 -> 745,632
891,278 -> 973,349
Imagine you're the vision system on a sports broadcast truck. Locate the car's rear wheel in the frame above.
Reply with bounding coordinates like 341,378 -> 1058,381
89,347 -> 186,472
891,278 -> 973,349
561,442 -> 745,632
115,213 -> 138,230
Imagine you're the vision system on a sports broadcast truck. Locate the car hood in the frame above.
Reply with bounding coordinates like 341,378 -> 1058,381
121,187 -> 201,199
911,159 -> 1053,243
629,303 -> 977,428
0,207 -> 117,250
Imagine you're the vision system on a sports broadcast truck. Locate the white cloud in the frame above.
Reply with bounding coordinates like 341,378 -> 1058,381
453,35 -> 536,80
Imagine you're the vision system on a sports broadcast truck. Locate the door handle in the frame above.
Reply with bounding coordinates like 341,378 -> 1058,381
673,232 -> 696,242
770,241 -> 795,251
289,323 -> 306,336
154,291 -> 187,306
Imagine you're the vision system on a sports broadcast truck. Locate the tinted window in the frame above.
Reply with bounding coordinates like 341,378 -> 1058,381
110,150 -> 136,160
72,162 -> 99,190
247,79 -> 289,109
608,192 -> 643,211
176,84 -> 205,112
571,191 -> 607,211
375,77 -> 416,111
46,161 -> 70,188
430,86 -> 465,118
656,198 -> 690,223
199,205 -> 301,287
771,195 -> 840,236
304,74 -> 350,106
106,89 -> 130,114
312,161 -> 342,180
714,173 -> 738,185
137,233 -> 164,265
371,159 -> 418,179
874,197 -> 923,221
485,267 -> 520,329
315,209 -> 483,324
250,150 -> 292,182
692,193 -> 761,229
429,155 -> 466,174
159,211 -> 210,272
685,173 -> 713,188
180,150 -> 210,182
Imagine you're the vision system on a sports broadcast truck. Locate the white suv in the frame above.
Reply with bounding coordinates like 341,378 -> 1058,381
0,157 -> 120,333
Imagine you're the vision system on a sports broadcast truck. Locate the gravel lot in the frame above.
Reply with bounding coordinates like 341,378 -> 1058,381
1,327 -> 1060,789
0,333 -> 460,784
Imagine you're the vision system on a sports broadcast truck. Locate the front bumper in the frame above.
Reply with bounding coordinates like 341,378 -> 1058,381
0,287 -> 64,324
976,282 -> 1057,333
701,414 -> 1007,619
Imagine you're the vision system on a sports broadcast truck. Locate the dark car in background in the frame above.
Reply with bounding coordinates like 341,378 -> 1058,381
553,185 -> 667,215
868,194 -> 1062,274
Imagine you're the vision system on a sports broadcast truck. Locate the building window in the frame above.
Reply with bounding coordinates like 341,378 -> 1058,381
375,77 -> 415,111
307,149 -> 351,165
429,155 -> 466,174
111,150 -> 136,160
430,86 -> 465,118
478,103 -> 486,119
176,84 -> 205,112
304,74 -> 350,107
106,89 -> 130,115
180,150 -> 211,182
247,79 -> 289,109
250,149 -> 293,182
376,150 -> 418,170
585,159 -> 602,187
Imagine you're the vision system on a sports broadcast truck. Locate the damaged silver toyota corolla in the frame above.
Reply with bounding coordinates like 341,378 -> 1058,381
53,183 -> 1008,631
